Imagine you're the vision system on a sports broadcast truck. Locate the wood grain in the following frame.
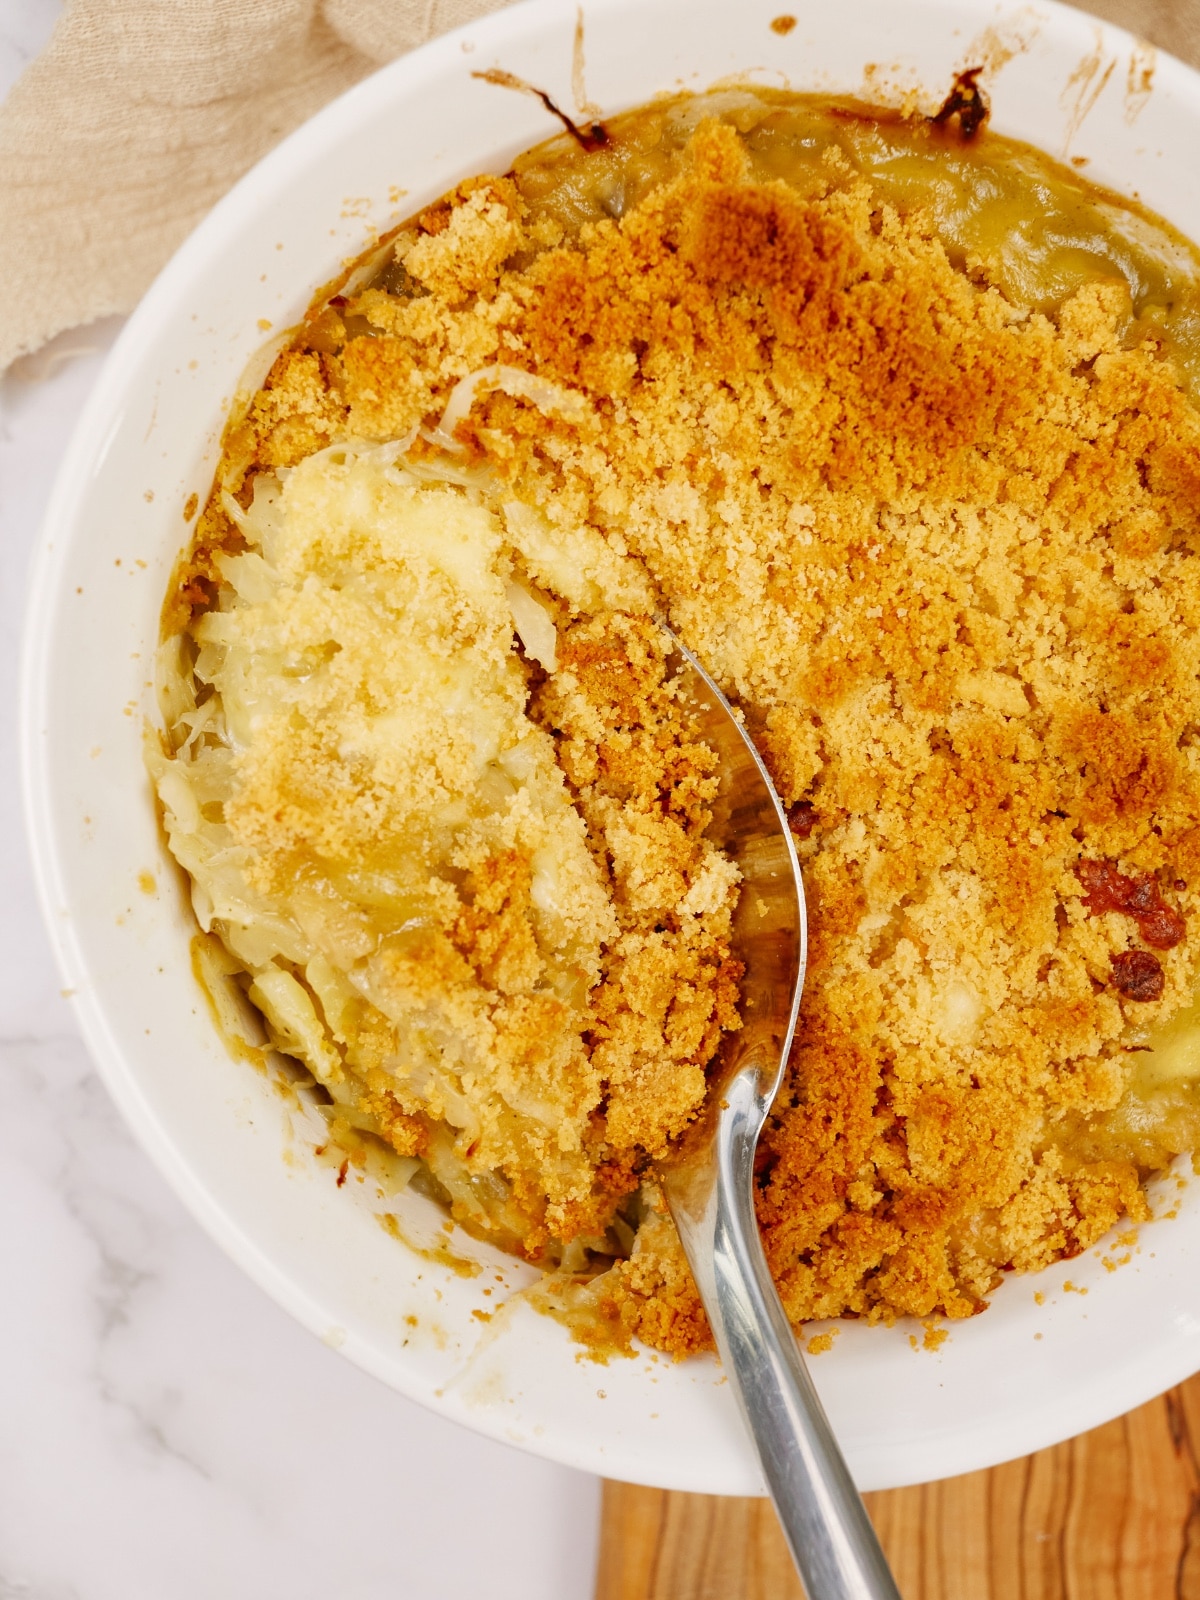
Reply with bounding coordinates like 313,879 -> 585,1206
595,1373 -> 1200,1600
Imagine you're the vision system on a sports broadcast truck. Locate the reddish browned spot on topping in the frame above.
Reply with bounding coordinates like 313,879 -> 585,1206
183,492 -> 199,523
336,1159 -> 349,1188
1111,949 -> 1164,1002
931,67 -> 989,141
1077,858 -> 1137,914
1138,905 -> 1187,949
1076,859 -> 1185,949
770,14 -> 798,33
787,800 -> 816,838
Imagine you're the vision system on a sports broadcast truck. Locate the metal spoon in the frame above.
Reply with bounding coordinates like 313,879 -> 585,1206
658,627 -> 903,1600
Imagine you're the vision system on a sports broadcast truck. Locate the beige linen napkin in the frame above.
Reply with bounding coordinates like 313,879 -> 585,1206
0,0 -> 510,372
1,0 -> 1197,374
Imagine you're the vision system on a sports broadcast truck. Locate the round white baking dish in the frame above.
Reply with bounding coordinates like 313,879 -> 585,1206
22,0 -> 1200,1493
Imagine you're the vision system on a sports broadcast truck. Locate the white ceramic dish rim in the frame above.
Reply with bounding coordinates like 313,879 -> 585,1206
21,0 -> 1200,1495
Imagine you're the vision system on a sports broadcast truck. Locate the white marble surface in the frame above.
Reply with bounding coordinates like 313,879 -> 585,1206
0,7 -> 601,1597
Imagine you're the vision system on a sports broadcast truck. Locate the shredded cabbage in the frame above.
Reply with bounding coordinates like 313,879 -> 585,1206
423,364 -> 590,453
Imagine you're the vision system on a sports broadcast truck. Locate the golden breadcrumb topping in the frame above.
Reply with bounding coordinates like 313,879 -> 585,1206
160,89 -> 1200,1354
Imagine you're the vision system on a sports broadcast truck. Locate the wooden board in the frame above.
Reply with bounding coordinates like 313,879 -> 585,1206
595,1373 -> 1200,1599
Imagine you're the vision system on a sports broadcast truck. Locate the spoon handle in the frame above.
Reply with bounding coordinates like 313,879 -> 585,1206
666,1067 -> 903,1600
